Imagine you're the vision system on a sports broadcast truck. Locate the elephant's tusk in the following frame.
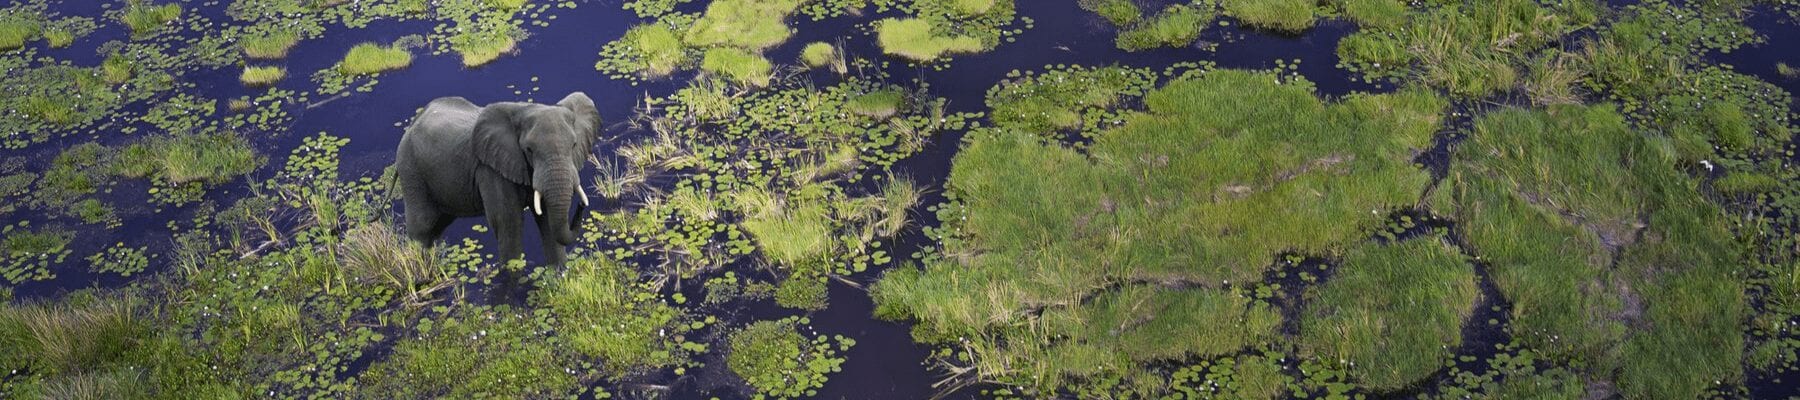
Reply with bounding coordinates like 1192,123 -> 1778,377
533,191 -> 544,215
579,186 -> 591,207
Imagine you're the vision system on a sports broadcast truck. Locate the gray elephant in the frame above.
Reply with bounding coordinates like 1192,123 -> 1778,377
395,92 -> 599,267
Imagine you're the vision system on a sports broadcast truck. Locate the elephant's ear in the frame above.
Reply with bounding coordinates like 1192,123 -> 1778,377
557,92 -> 602,144
473,103 -> 531,185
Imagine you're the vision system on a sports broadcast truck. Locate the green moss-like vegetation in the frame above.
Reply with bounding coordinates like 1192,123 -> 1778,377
240,30 -> 300,59
1219,0 -> 1316,32
238,66 -> 285,86
1337,0 -> 1598,97
726,317 -> 853,399
873,69 -> 1447,393
338,42 -> 413,75
876,18 -> 983,62
700,46 -> 772,87
1115,4 -> 1211,51
1301,238 -> 1477,390
800,41 -> 835,69
684,0 -> 802,50
1440,105 -> 1744,399
120,1 -> 181,36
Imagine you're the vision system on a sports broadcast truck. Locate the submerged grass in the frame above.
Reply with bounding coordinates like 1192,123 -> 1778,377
339,42 -> 413,75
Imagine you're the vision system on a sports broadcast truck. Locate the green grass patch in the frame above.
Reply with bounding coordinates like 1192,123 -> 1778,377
41,28 -> 73,48
1338,0 -> 1406,28
483,0 -> 528,11
535,255 -> 695,375
120,2 -> 181,36
451,30 -> 516,67
1116,4 -> 1212,51
727,317 -> 852,399
0,17 -> 39,51
1440,104 -> 1744,399
873,69 -> 1447,392
239,66 -> 286,86
360,307 -> 580,398
800,41 -> 835,69
339,42 -> 413,75
1219,0 -> 1316,32
700,47 -> 772,87
241,30 -> 300,59
114,131 -> 263,185
1300,238 -> 1477,390
846,89 -> 905,119
100,54 -> 134,84
0,293 -> 146,376
1079,0 -> 1142,26
623,24 -> 688,77
684,0 -> 803,50
1337,0 -> 1598,97
876,18 -> 984,62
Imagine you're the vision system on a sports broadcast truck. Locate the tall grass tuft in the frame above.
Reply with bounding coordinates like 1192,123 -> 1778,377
241,30 -> 300,59
483,0 -> 528,11
340,42 -> 414,75
1116,4 -> 1211,51
121,2 -> 181,36
114,131 -> 263,184
700,47 -> 772,87
341,224 -> 451,304
1219,0 -> 1316,32
42,27 -> 74,48
846,89 -> 905,119
0,18 -> 40,51
0,293 -> 146,375
100,54 -> 134,84
800,42 -> 836,69
1078,0 -> 1141,26
239,66 -> 286,86
452,30 -> 516,67
876,18 -> 984,62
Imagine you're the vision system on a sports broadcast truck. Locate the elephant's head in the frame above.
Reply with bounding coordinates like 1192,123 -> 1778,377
472,92 -> 601,246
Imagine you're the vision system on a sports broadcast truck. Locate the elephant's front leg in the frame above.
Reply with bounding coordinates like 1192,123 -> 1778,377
534,213 -> 569,267
478,180 -> 527,265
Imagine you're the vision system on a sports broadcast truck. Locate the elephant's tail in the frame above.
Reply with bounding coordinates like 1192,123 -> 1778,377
371,165 -> 401,226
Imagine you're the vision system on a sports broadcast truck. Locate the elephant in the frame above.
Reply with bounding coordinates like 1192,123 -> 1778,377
395,92 -> 600,267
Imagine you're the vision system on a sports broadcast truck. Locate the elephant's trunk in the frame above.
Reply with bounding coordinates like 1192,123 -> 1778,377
534,165 -> 580,245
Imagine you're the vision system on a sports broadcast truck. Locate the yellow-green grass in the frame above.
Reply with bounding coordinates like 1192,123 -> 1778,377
121,2 -> 181,36
452,31 -> 516,67
1338,0 -> 1599,97
0,294 -> 146,375
483,0 -> 528,11
1300,238 -> 1477,390
873,70 -> 1447,391
42,28 -> 74,48
876,18 -> 983,62
1116,4 -> 1212,51
948,0 -> 997,16
700,47 -> 772,87
684,0 -> 804,50
100,54 -> 133,84
1219,0 -> 1316,32
339,42 -> 413,75
239,66 -> 286,86
739,199 -> 833,267
0,18 -> 40,51
1439,105 -> 1743,399
241,30 -> 300,59
800,42 -> 835,69
846,89 -> 904,119
623,24 -> 688,76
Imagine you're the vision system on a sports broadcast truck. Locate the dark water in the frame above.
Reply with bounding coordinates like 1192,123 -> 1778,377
5,0 -> 1798,398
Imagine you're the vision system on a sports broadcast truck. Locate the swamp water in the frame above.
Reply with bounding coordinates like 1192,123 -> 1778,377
1,0 -> 1798,399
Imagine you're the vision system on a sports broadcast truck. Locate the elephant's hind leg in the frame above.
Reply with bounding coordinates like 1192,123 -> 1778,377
401,175 -> 450,246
